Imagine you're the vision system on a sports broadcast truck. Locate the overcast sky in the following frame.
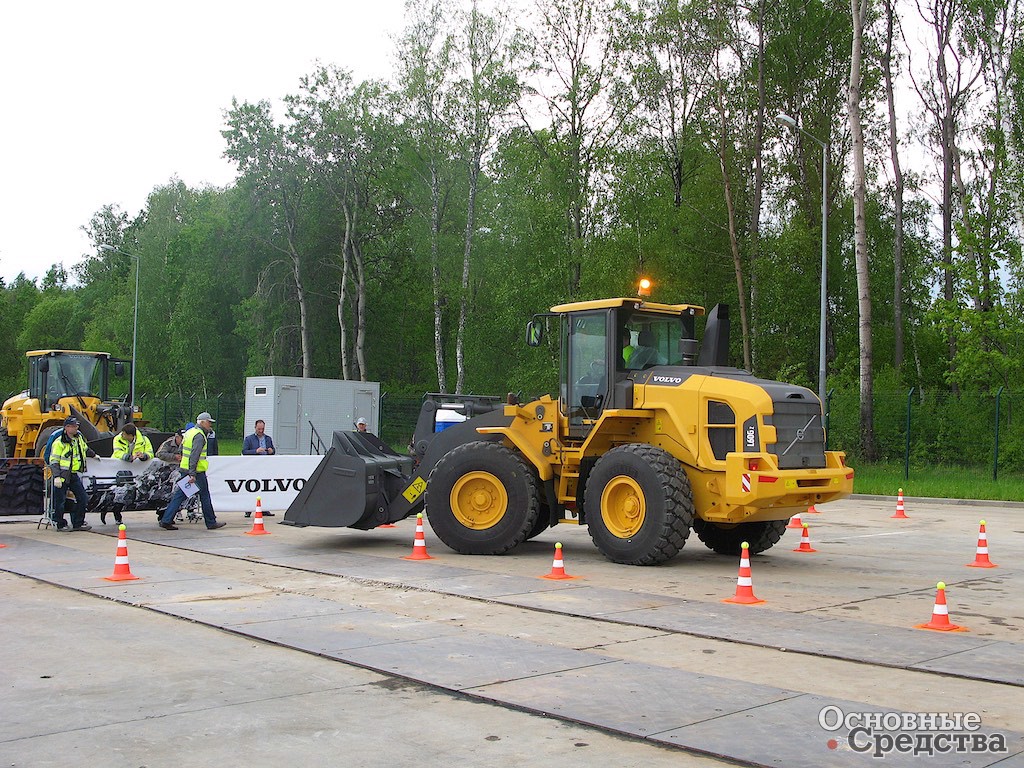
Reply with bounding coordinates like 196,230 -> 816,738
0,1 -> 406,283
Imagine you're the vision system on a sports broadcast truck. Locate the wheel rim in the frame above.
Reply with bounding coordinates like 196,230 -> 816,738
450,471 -> 508,530
600,474 -> 646,538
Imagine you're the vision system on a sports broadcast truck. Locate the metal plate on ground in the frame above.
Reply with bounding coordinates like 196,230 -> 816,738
467,660 -> 799,736
230,609 -> 465,656
651,693 -> 1024,768
148,591 -> 366,625
85,575 -> 270,604
395,571 -> 590,598
618,604 -> 997,670
339,633 -> 617,691
490,585 -> 686,615
910,641 -> 1024,686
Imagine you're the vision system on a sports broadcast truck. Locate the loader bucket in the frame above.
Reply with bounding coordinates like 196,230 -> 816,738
282,433 -> 414,530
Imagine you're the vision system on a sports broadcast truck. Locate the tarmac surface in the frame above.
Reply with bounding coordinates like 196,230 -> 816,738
2,494 -> 1023,767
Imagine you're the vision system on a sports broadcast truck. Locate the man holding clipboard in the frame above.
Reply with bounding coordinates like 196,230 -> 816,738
159,412 -> 226,531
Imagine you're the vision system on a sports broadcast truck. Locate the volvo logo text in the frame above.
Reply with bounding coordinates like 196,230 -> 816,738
225,478 -> 306,493
651,375 -> 683,385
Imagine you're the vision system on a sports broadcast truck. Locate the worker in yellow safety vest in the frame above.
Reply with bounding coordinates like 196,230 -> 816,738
48,415 -> 99,531
112,423 -> 154,462
158,412 -> 225,531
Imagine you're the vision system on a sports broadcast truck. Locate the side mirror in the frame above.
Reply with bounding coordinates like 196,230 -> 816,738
38,358 -> 49,373
526,320 -> 543,347
114,362 -> 125,376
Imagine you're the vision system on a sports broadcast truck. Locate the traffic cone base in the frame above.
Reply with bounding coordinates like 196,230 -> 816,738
914,582 -> 968,632
104,524 -> 140,581
805,505 -> 820,514
892,488 -> 909,519
403,514 -> 434,560
966,520 -> 997,568
786,513 -> 803,530
379,523 -> 397,529
541,543 -> 578,580
723,542 -> 765,605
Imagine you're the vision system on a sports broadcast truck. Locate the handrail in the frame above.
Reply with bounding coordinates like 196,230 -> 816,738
309,421 -> 327,456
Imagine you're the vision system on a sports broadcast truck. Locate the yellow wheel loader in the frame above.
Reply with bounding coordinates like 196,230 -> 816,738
284,292 -> 853,565
0,350 -> 163,515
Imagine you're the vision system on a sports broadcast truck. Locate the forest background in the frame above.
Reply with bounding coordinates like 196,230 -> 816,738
1,0 -> 1022,473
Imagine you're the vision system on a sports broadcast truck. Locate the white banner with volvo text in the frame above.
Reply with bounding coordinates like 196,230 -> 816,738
206,455 -> 324,513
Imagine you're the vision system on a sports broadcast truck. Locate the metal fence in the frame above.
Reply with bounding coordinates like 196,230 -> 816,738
140,394 -> 246,439
827,388 -> 1023,477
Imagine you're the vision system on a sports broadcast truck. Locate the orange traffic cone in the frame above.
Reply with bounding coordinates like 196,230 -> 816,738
966,520 -> 997,568
915,582 -> 967,632
402,513 -> 434,560
103,524 -> 140,581
787,512 -> 803,529
379,522 -> 397,529
723,542 -> 765,605
793,523 -> 817,553
245,500 -> 270,536
805,504 -> 821,514
541,542 -> 578,580
892,488 -> 909,519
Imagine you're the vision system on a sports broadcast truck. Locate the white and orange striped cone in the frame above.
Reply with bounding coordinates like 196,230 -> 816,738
541,542 -> 578,580
966,520 -> 997,568
245,500 -> 270,536
793,523 -> 817,553
915,582 -> 968,632
103,524 -> 140,581
402,513 -> 434,560
892,488 -> 909,519
805,504 -> 821,514
723,542 -> 765,605
786,512 -> 803,529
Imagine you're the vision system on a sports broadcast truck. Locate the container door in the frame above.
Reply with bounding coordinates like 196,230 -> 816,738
354,388 -> 376,431
276,385 -> 300,453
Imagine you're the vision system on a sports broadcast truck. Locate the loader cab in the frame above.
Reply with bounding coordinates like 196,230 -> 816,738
27,351 -> 130,413
541,300 -> 702,441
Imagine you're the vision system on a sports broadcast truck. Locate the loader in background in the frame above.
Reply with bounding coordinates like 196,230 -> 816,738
0,350 -> 168,515
284,288 -> 854,565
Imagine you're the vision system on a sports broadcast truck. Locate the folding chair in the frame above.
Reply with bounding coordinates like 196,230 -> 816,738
37,471 -> 58,530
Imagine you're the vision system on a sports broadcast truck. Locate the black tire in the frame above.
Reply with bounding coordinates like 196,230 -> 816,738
34,425 -> 60,458
692,518 -> 789,556
0,426 -> 14,460
525,507 -> 551,541
0,463 -> 44,516
425,441 -> 541,555
584,444 -> 693,565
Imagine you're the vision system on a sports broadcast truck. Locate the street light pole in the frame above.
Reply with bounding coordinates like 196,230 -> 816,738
99,244 -> 140,414
777,113 -> 828,413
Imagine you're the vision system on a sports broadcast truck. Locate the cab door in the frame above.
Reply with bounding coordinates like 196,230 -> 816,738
562,311 -> 610,440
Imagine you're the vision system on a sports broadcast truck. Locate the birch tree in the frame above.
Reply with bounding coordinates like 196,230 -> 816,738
223,99 -> 314,378
849,0 -> 874,457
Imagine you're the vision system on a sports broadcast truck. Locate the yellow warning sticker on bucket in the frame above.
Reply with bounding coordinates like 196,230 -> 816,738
402,477 -> 427,503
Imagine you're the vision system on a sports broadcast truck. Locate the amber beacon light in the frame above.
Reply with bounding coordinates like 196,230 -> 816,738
637,278 -> 652,297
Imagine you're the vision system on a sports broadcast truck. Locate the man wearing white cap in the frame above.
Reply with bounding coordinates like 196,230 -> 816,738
159,412 -> 225,531
356,417 -> 368,433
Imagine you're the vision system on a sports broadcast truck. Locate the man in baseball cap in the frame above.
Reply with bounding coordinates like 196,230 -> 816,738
356,417 -> 368,432
159,413 -> 225,531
